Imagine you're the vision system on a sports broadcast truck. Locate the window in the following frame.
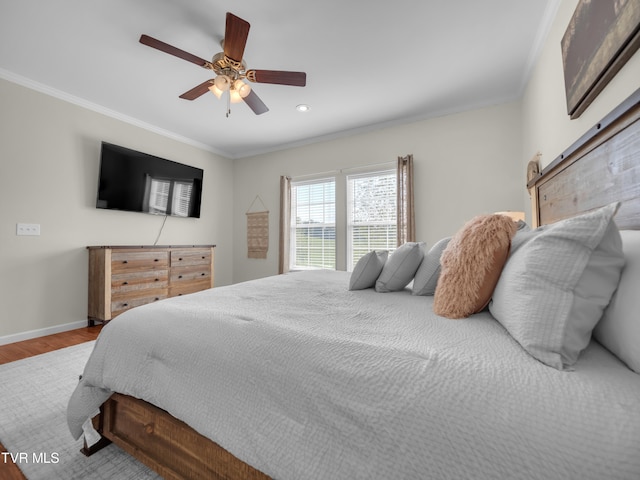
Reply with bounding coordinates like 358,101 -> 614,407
347,170 -> 397,271
290,178 -> 336,269
284,166 -> 402,272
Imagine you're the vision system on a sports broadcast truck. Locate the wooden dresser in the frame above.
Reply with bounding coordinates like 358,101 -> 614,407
87,245 -> 215,326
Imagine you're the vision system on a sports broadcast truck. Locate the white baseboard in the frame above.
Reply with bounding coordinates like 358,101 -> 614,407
0,320 -> 87,346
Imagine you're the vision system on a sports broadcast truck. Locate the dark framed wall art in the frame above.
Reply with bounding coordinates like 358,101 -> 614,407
561,0 -> 640,119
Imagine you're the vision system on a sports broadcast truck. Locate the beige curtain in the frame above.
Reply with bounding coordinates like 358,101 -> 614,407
278,175 -> 291,274
397,154 -> 415,245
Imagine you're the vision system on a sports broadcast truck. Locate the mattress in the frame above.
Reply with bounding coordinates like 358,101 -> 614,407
68,270 -> 640,480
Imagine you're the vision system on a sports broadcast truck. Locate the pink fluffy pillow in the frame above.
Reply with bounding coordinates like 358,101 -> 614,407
433,214 -> 517,319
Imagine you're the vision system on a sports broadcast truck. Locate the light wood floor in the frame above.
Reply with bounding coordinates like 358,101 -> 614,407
0,325 -> 103,480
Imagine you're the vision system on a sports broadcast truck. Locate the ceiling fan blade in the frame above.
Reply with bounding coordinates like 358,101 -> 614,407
140,34 -> 210,68
179,80 -> 214,100
246,70 -> 306,87
243,90 -> 269,115
224,12 -> 250,63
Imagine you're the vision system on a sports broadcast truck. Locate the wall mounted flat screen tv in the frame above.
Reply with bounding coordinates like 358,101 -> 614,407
96,142 -> 203,218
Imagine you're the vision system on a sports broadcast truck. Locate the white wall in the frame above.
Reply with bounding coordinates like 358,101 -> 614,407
0,78 -> 234,340
232,101 -> 523,283
521,0 -> 640,219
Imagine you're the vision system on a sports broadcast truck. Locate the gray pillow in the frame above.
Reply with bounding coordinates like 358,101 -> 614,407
489,202 -> 625,370
515,219 -> 530,231
375,242 -> 425,292
593,230 -> 640,373
412,237 -> 451,296
349,250 -> 388,291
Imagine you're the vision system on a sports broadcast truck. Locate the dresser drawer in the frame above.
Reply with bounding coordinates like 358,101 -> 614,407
170,249 -> 212,267
112,251 -> 169,274
111,290 -> 168,317
169,278 -> 212,297
170,265 -> 211,283
111,270 -> 169,294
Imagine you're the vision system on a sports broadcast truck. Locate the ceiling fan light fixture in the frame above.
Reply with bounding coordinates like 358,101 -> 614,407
296,104 -> 310,112
208,83 -> 224,99
233,79 -> 251,98
229,90 -> 243,103
213,74 -> 231,92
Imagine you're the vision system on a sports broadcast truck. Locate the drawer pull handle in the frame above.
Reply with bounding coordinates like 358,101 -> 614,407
145,423 -> 154,434
123,303 -> 128,307
154,258 -> 159,262
123,281 -> 128,285
155,278 -> 159,282
179,257 -> 183,261
154,297 -> 159,301
178,275 -> 183,279
201,273 -> 205,276
122,260 -> 128,264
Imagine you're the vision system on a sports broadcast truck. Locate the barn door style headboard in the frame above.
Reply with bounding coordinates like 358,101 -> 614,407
528,88 -> 640,230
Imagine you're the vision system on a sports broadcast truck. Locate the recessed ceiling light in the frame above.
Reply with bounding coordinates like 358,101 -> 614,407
296,104 -> 310,112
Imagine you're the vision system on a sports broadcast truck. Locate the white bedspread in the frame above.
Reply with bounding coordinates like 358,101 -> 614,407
68,270 -> 640,480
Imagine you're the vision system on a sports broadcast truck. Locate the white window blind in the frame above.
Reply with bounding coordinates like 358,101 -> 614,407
145,177 -> 193,217
290,178 -> 336,270
171,181 -> 194,217
347,170 -> 397,271
148,178 -> 170,215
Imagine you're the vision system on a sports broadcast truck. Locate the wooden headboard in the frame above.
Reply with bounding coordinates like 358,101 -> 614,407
529,88 -> 640,230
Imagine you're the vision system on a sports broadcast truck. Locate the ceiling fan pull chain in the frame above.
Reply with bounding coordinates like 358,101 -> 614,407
226,90 -> 231,117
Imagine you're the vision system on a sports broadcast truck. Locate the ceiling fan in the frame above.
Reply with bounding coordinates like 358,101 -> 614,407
139,12 -> 307,116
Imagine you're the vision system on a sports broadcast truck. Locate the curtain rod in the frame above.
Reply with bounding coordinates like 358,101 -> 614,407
291,161 -> 396,180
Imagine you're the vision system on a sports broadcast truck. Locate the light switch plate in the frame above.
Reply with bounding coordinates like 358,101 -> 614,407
16,223 -> 41,236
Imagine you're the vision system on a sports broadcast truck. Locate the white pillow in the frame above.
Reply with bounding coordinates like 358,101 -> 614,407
349,250 -> 388,291
489,202 -> 625,370
375,242 -> 425,292
412,237 -> 450,296
593,230 -> 640,373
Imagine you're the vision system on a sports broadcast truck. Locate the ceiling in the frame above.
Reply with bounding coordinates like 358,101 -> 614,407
0,0 -> 559,159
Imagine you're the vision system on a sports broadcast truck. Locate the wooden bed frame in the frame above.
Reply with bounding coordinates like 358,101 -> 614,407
83,87 -> 640,480
83,393 -> 269,479
529,87 -> 640,229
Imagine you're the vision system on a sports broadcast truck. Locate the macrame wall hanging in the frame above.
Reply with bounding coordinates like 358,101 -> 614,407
246,195 -> 269,259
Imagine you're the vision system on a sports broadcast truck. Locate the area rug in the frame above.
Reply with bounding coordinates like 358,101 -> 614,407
0,342 -> 161,479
